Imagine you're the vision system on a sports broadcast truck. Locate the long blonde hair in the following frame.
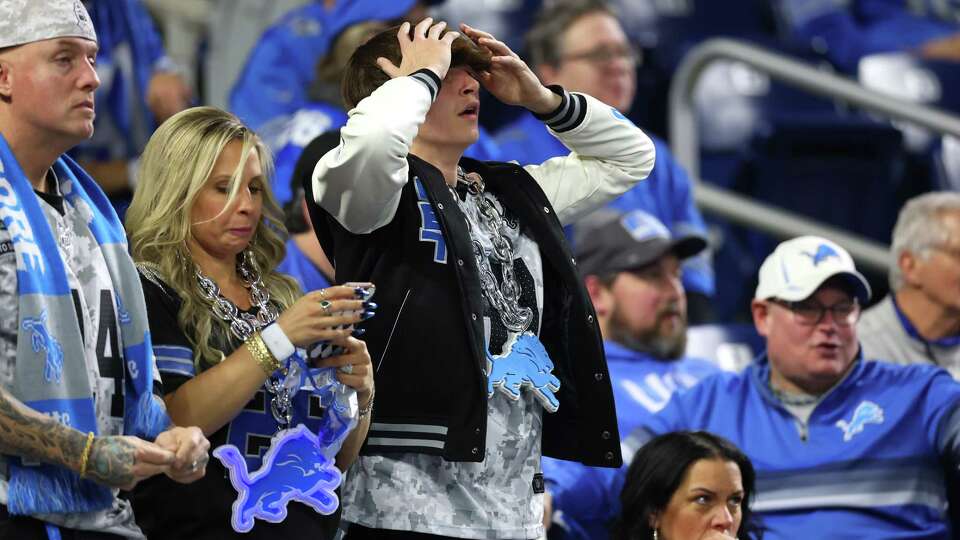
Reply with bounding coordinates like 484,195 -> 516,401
126,106 -> 300,368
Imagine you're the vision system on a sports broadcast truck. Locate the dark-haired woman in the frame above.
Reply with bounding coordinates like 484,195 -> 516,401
614,431 -> 762,540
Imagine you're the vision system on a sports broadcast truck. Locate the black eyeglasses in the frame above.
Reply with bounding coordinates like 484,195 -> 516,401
768,298 -> 861,327
560,45 -> 639,66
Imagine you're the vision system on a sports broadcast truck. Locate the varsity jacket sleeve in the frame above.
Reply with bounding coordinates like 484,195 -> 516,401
521,90 -> 656,226
310,70 -> 440,234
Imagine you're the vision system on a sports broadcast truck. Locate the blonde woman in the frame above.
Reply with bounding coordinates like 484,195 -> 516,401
124,107 -> 375,539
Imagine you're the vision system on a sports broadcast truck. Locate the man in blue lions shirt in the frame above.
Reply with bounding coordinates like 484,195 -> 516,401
544,210 -> 720,539
614,235 -> 960,539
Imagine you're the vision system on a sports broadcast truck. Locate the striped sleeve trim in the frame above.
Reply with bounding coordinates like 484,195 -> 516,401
410,68 -> 442,102
154,345 -> 196,378
534,85 -> 587,133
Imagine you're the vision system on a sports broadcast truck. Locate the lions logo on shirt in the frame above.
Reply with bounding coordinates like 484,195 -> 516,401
836,401 -> 884,442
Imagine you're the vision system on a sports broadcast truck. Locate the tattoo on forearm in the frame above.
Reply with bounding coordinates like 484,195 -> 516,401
0,386 -> 131,486
84,438 -> 135,488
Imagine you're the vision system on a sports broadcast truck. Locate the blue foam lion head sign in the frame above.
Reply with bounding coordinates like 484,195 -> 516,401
212,355 -> 358,532
214,424 -> 342,533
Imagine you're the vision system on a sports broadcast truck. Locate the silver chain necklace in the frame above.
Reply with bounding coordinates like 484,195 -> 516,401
195,253 -> 293,429
452,168 -> 533,333
195,251 -> 279,342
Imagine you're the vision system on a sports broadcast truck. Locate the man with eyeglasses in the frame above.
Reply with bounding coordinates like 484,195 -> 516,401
859,191 -> 960,379
494,0 -> 717,324
570,235 -> 960,539
542,209 -> 720,539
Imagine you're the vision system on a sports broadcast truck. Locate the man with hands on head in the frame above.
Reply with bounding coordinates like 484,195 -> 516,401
0,1 -> 208,538
309,16 -> 655,540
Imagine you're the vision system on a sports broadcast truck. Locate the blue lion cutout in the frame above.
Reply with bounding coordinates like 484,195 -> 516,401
22,310 -> 64,384
213,424 -> 342,533
487,333 -> 561,413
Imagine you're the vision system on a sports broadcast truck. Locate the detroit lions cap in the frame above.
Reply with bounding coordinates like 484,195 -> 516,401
0,0 -> 97,49
755,235 -> 871,303
574,209 -> 707,277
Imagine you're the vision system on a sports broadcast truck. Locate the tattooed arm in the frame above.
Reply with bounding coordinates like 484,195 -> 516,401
0,385 -> 175,490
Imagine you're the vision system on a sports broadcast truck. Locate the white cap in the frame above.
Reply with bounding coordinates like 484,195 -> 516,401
755,236 -> 871,303
0,0 -> 97,49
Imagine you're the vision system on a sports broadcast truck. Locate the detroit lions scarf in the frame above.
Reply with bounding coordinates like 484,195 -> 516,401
0,135 -> 168,515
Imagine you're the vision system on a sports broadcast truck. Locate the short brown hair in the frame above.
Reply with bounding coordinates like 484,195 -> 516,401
526,0 -> 615,68
341,24 -> 492,109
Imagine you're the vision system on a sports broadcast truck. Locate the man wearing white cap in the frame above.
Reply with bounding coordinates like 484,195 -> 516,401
0,1 -> 208,538
604,236 -> 960,539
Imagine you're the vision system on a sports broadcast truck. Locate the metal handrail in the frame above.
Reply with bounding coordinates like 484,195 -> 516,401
668,38 -> 960,273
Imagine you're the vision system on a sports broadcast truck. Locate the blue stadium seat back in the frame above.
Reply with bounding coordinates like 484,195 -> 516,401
744,114 -> 906,244
686,323 -> 765,372
910,58 -> 960,116
692,46 -> 838,154
702,114 -> 903,322
699,214 -> 762,322
652,0 -> 781,70
759,74 -> 841,120
700,150 -> 749,189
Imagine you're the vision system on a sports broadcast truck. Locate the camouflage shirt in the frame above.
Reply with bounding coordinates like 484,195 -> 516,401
0,180 -> 147,538
342,190 -> 547,539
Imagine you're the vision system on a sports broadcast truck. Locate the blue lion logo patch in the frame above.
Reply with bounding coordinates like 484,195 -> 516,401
213,424 -> 341,533
22,310 -> 64,384
803,244 -> 839,266
835,400 -> 884,442
487,333 -> 561,413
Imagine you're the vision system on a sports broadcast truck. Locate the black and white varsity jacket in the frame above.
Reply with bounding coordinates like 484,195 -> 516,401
307,70 -> 656,467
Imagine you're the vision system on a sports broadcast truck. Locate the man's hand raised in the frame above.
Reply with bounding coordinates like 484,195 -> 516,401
460,23 -> 560,115
377,18 -> 460,81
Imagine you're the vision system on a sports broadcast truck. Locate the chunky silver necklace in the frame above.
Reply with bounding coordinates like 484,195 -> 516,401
195,251 -> 279,342
452,167 -> 533,333
195,253 -> 292,429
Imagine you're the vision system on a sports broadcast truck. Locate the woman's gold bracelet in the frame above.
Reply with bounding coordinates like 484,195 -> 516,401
247,332 -> 280,375
79,431 -> 95,477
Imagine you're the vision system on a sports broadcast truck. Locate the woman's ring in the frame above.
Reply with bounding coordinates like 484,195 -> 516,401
339,364 -> 354,375
189,460 -> 199,472
320,300 -> 333,316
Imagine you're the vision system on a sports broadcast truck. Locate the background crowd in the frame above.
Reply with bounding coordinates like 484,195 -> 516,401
3,0 -> 960,539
